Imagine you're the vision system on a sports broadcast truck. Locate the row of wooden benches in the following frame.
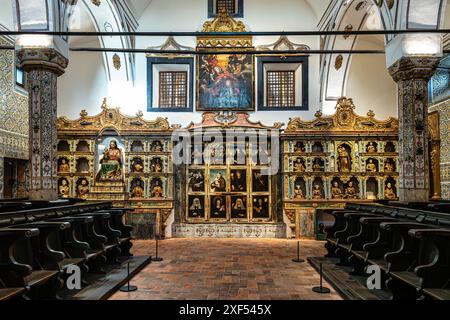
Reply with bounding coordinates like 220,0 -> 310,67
322,202 -> 450,300
0,202 -> 133,300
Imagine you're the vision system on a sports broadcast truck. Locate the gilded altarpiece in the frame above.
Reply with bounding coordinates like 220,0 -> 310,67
282,98 -> 400,238
57,100 -> 175,238
172,112 -> 286,238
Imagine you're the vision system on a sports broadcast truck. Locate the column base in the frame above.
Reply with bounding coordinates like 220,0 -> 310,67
399,188 -> 429,202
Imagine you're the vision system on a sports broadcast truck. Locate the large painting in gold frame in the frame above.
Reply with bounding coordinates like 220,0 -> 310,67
197,53 -> 254,111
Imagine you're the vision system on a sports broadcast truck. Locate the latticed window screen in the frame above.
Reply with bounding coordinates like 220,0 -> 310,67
266,71 -> 295,107
216,0 -> 236,14
159,71 -> 188,109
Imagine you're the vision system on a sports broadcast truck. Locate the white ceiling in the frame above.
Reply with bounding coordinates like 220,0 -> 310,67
126,0 -> 154,20
125,0 -> 332,23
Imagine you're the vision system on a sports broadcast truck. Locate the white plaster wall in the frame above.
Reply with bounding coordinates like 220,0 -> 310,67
57,37 -> 108,118
0,0 -> 14,30
346,36 -> 398,119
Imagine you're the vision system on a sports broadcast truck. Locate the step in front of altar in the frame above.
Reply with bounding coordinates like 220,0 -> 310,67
172,223 -> 286,238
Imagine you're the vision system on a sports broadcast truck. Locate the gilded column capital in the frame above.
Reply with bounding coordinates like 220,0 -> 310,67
17,48 -> 68,77
388,56 -> 440,82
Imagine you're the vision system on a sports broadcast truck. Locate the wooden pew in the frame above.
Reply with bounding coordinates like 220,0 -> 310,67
77,212 -> 122,264
48,216 -> 106,274
0,227 -> 60,299
347,216 -> 399,275
333,212 -> 381,266
96,209 -> 133,257
386,228 -> 450,300
322,210 -> 357,258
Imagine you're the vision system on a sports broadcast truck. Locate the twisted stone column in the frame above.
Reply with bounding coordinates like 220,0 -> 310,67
18,49 -> 68,201
389,57 -> 439,202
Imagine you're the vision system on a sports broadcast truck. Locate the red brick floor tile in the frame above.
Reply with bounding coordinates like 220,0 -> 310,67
109,239 -> 342,300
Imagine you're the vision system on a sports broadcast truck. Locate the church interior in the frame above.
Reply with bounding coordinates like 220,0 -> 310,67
0,0 -> 449,305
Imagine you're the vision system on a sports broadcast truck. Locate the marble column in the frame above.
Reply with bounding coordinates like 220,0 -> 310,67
389,57 -> 439,202
0,156 -> 4,199
17,49 -> 68,201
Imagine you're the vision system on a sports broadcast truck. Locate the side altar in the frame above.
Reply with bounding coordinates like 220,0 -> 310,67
281,97 -> 399,238
57,99 -> 177,238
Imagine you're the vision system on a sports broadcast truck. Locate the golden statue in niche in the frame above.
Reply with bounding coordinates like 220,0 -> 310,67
337,145 -> 351,172
293,158 -> 306,172
131,158 -> 144,173
366,142 -> 377,153
331,181 -> 343,199
384,159 -> 395,173
77,179 -> 90,199
345,181 -> 358,199
313,159 -> 323,172
294,184 -> 304,199
59,179 -> 70,198
59,159 -> 70,172
151,179 -> 163,198
131,180 -> 145,198
384,182 -> 397,199
312,184 -> 322,199
366,159 -> 377,172
96,140 -> 124,181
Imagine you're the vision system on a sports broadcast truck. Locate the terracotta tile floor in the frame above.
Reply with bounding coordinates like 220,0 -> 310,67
110,239 -> 342,300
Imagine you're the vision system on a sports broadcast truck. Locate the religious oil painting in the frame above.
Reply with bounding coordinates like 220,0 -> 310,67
198,53 -> 254,111
188,195 -> 205,218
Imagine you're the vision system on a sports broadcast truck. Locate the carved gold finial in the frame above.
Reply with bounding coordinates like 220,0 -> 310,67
367,110 -> 375,118
80,110 -> 88,118
314,110 -> 323,118
136,110 -> 144,118
101,97 -> 108,110
202,9 -> 246,33
112,54 -> 121,70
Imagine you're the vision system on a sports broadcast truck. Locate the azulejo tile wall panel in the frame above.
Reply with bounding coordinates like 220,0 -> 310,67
430,98 -> 450,199
0,37 -> 29,160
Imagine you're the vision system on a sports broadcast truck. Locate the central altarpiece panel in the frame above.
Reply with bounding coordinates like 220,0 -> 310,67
172,112 -> 286,238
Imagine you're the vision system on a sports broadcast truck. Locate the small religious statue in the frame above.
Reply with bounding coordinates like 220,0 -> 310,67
59,179 -> 70,198
312,184 -> 322,199
96,140 -> 123,181
384,160 -> 395,173
384,182 -> 397,199
293,142 -> 305,153
345,181 -> 358,199
77,179 -> 89,199
337,145 -> 351,172
151,180 -> 163,198
211,172 -> 226,192
294,184 -> 304,199
366,159 -> 377,172
366,142 -> 377,153
151,140 -> 163,152
331,181 -> 343,199
131,180 -> 145,198
313,159 -> 323,172
131,158 -> 144,173
59,159 -> 70,172
294,158 -> 306,172
151,158 -> 163,173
